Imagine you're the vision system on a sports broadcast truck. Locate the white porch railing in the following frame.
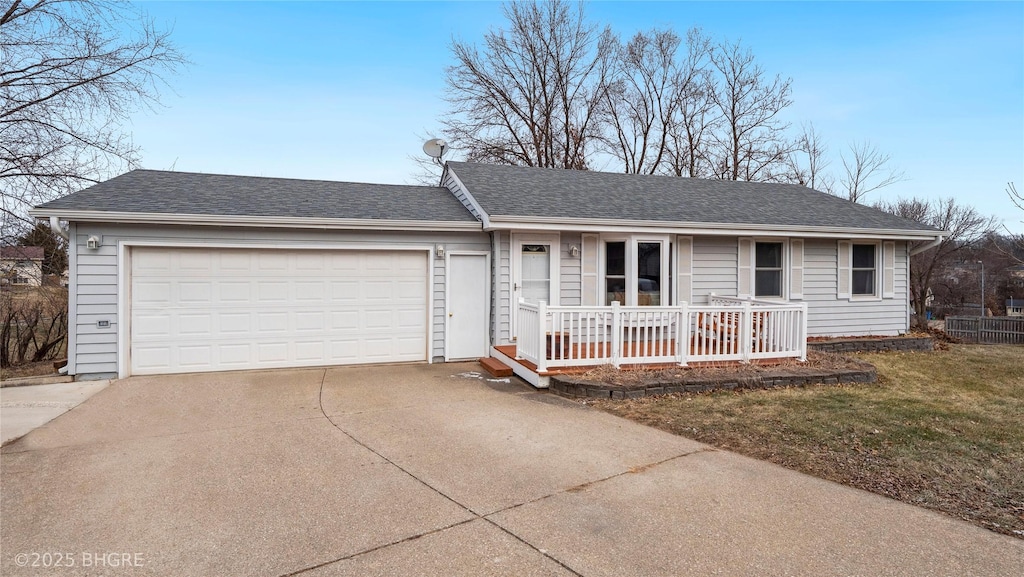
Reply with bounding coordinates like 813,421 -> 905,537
516,297 -> 808,372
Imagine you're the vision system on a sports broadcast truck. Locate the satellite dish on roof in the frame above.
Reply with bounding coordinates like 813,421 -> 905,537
422,138 -> 448,161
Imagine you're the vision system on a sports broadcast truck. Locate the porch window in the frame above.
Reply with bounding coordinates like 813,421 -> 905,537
637,242 -> 661,305
852,244 -> 876,296
754,242 -> 783,298
604,241 -> 626,305
603,238 -> 667,306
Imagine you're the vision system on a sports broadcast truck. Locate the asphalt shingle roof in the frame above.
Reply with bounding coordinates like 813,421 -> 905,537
36,170 -> 479,223
1,246 -> 44,260
446,162 -> 938,232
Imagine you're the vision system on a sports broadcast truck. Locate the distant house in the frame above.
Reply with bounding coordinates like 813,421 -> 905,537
1008,299 -> 1024,317
1008,265 -> 1024,289
0,246 -> 45,287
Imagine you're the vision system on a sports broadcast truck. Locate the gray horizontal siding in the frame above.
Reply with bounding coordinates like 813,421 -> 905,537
691,236 -> 738,304
560,232 -> 582,306
492,233 -> 907,340
802,239 -> 909,336
70,223 -> 489,378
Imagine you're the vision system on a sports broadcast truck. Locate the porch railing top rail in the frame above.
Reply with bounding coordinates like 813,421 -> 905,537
709,293 -> 789,307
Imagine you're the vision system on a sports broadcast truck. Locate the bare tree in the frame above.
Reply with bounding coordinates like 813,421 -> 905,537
877,197 -> 998,328
599,29 -> 679,174
837,140 -> 905,203
664,28 -> 717,178
1002,182 -> 1024,263
442,0 -> 612,169
787,123 -> 834,193
1,0 -> 185,243
707,38 -> 793,181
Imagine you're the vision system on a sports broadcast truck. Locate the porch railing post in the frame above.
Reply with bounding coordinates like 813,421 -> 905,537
611,300 -> 621,368
537,300 -> 548,373
799,302 -> 809,361
740,301 -> 752,364
679,301 -> 689,366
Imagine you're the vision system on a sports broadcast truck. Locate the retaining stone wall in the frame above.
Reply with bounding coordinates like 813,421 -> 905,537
808,337 -> 933,354
550,364 -> 877,400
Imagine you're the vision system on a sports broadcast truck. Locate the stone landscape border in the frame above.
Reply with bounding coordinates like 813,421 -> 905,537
550,362 -> 877,400
807,336 -> 934,354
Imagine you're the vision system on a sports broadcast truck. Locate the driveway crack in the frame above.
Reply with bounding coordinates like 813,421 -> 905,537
309,369 -> 586,577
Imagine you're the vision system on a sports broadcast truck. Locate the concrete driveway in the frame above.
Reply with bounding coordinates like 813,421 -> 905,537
2,363 -> 1021,576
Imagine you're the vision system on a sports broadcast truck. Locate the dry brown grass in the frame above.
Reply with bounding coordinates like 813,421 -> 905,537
592,344 -> 1024,538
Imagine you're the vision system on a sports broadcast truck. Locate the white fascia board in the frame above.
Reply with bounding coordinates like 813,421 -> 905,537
484,215 -> 945,241
28,208 -> 483,232
443,166 -> 492,229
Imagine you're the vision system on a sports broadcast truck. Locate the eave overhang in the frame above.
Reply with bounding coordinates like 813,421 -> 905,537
483,214 -> 945,241
28,208 -> 484,232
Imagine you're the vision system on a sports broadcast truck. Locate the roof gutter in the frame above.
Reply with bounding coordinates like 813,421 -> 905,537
48,216 -> 69,241
909,234 -> 946,256
484,215 -> 944,241
28,208 -> 484,232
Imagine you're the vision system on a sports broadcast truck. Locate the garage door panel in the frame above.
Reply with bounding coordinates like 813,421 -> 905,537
179,314 -> 212,335
179,282 -> 213,303
219,252 -> 251,270
178,251 -> 214,271
132,346 -> 171,371
295,281 -> 326,302
258,312 -> 289,333
295,341 -> 325,361
179,345 -> 212,367
133,314 -> 171,337
219,343 -> 251,365
218,282 -> 251,302
257,252 -> 289,271
130,247 -> 428,375
218,313 -> 251,334
257,281 -> 289,303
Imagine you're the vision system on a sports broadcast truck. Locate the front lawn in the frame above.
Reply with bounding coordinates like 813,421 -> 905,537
591,344 -> 1024,538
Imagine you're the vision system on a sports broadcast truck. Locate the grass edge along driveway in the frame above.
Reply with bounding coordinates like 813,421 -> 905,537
591,344 -> 1024,539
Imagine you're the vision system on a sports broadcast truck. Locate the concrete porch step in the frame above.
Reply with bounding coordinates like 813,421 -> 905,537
479,356 -> 513,378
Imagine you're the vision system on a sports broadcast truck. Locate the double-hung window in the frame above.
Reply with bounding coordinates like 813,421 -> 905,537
754,242 -> 784,298
852,244 -> 877,296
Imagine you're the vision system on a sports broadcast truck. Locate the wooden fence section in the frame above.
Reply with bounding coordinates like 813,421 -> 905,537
945,316 -> 1024,344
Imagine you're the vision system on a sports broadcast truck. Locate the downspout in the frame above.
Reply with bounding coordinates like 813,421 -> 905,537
908,234 -> 944,331
48,216 -> 69,241
909,234 -> 944,256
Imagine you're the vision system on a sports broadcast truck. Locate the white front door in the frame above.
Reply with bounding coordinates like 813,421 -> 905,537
511,234 -> 559,338
446,253 -> 490,360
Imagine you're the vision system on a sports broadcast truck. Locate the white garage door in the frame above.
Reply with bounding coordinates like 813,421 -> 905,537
129,247 -> 429,375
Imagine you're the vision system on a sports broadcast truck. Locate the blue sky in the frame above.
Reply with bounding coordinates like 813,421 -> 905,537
129,1 -> 1024,227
